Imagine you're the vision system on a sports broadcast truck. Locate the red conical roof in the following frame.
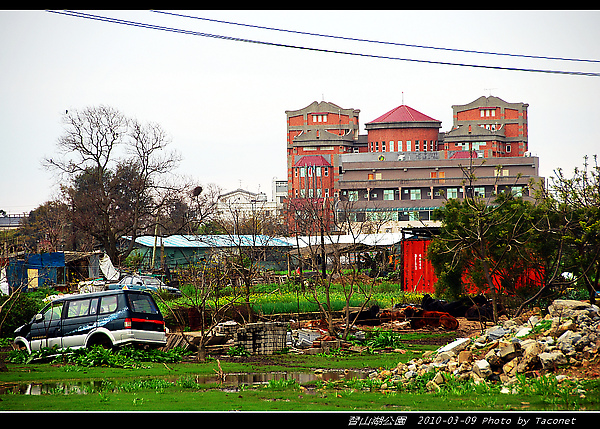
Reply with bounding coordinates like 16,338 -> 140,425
367,105 -> 439,124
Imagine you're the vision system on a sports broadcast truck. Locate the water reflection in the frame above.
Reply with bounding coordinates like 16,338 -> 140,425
0,380 -> 104,395
0,369 -> 369,395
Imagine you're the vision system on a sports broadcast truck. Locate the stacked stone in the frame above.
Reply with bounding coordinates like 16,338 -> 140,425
370,299 -> 600,391
233,322 -> 289,355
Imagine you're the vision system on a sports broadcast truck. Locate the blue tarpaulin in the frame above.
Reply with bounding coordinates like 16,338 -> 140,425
7,252 -> 65,291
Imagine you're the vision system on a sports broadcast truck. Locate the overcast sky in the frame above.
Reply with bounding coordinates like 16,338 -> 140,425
1,9 -> 599,214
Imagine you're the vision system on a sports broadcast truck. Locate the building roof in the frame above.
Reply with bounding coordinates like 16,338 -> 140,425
0,215 -> 25,229
219,188 -> 260,199
367,105 -> 440,124
294,155 -> 332,167
131,235 -> 292,249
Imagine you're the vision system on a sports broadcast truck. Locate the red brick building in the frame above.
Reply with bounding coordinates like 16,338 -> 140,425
285,96 -> 535,233
442,96 -> 529,157
365,104 -> 442,153
286,101 -> 367,202
285,101 -> 367,233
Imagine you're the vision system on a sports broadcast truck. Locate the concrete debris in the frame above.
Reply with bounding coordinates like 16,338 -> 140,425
369,299 -> 600,389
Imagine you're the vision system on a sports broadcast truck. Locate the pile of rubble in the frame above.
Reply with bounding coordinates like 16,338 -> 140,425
370,299 -> 600,390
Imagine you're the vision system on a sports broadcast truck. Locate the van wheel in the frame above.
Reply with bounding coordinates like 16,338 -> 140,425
88,335 -> 113,350
13,342 -> 27,351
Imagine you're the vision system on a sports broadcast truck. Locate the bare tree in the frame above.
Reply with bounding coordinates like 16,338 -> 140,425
286,196 -> 381,340
161,261 -> 241,362
211,196 -> 283,323
44,106 -> 182,264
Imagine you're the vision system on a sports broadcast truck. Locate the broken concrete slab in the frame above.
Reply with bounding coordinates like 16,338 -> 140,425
458,350 -> 473,364
473,359 -> 492,378
498,342 -> 522,361
486,326 -> 509,341
539,350 -> 568,369
437,337 -> 470,354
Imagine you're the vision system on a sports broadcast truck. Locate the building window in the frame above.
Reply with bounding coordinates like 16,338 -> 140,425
324,167 -> 329,177
410,189 -> 421,200
406,141 -> 412,151
312,114 -> 328,122
383,189 -> 394,200
415,140 -> 420,151
474,187 -> 485,198
316,166 -> 322,177
511,186 -> 523,197
389,141 -> 394,152
300,167 -> 306,177
382,141 -> 386,151
348,190 -> 359,201
447,188 -> 458,199
409,211 -> 420,221
368,173 -> 374,180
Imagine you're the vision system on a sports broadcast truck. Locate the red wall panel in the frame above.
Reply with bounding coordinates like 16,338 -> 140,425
402,239 -> 437,294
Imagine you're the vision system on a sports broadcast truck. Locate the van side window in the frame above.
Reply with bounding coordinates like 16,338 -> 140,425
67,299 -> 90,318
66,298 -> 100,318
99,296 -> 118,314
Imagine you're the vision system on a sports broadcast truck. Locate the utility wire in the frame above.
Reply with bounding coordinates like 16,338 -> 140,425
152,10 -> 600,65
47,10 -> 600,77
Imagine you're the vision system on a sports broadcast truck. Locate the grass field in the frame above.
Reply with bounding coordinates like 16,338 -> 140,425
2,339 -> 599,412
1,282 -> 598,413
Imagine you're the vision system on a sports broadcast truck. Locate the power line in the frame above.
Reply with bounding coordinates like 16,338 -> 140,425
46,10 -> 600,77
151,10 -> 600,65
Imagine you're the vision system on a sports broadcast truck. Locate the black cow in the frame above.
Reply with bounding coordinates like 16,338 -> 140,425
349,305 -> 381,326
421,294 -> 492,318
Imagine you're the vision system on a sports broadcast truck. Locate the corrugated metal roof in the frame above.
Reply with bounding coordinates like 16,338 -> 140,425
132,235 -> 292,249
277,232 -> 405,249
367,105 -> 439,124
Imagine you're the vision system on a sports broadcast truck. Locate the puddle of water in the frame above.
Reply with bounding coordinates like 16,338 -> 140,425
0,380 -> 104,396
0,369 -> 369,395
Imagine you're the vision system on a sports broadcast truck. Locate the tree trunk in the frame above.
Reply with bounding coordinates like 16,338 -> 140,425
0,355 -> 8,372
196,344 -> 206,363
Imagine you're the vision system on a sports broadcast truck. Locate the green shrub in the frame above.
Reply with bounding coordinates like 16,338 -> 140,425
0,290 -> 43,338
365,329 -> 404,349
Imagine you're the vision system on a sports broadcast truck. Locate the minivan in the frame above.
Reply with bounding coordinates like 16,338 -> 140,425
108,274 -> 182,297
13,290 -> 167,354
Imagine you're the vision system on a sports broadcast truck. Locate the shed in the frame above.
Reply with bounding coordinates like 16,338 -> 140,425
127,234 -> 293,270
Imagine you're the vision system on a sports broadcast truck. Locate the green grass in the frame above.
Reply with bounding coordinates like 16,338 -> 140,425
3,282 -> 598,412
2,343 -> 599,411
2,370 -> 598,411
163,281 -> 422,320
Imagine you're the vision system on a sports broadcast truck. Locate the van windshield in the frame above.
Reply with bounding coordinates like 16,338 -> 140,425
127,294 -> 159,315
